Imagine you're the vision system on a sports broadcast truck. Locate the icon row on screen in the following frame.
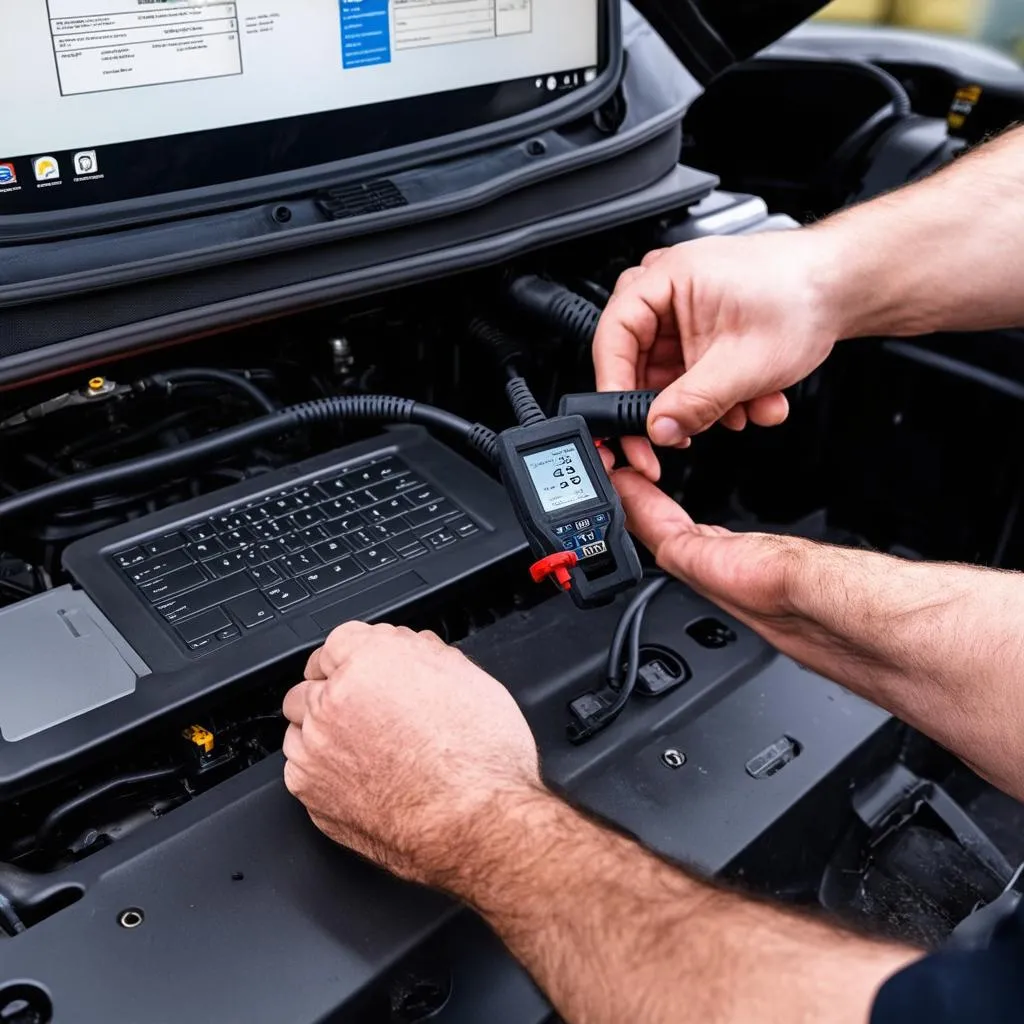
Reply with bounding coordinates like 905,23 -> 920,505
0,151 -> 101,187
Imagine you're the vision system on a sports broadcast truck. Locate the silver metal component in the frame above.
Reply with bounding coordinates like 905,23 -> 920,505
0,377 -> 127,429
118,908 -> 145,929
661,748 -> 687,769
329,337 -> 355,378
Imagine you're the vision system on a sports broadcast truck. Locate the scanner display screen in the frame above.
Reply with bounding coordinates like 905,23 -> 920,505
524,442 -> 599,514
0,0 -> 604,214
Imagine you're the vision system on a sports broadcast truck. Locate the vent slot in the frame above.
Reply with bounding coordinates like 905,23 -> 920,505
316,179 -> 409,221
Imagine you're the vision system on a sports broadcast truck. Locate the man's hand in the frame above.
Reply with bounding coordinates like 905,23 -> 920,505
284,615 -> 916,1024
282,622 -> 540,887
610,469 -> 871,676
594,232 -> 843,478
595,125 -> 1024,481
613,468 -> 1024,802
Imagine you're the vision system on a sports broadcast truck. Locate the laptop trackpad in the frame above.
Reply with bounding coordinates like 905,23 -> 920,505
0,587 -> 150,742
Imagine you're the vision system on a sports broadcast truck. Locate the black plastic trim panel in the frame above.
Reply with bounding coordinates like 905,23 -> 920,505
0,585 -> 891,1022
0,161 -> 715,387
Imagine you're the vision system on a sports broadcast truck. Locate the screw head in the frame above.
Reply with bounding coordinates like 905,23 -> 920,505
661,748 -> 687,769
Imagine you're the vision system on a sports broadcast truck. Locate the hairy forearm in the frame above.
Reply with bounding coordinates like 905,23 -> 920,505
775,544 -> 1024,798
814,125 -> 1024,339
447,787 -> 914,1024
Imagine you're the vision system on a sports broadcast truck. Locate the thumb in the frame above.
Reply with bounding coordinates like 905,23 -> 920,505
647,343 -> 773,445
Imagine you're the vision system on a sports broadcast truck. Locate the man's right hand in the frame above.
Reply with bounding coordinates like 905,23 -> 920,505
594,231 -> 845,479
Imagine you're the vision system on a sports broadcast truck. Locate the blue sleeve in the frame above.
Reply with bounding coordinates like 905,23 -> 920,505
872,904 -> 1024,1022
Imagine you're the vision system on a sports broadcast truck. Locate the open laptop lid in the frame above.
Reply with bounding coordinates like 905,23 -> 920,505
0,0 -> 620,231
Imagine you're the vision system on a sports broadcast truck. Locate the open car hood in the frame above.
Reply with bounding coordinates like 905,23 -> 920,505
631,0 -> 833,82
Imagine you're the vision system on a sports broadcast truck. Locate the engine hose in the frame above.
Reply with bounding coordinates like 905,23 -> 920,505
508,275 -> 602,348
144,367 -> 277,415
505,376 -> 547,428
0,396 -> 499,523
37,765 -> 184,849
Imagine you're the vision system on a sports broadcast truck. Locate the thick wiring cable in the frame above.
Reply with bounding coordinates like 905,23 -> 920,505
0,396 -> 498,523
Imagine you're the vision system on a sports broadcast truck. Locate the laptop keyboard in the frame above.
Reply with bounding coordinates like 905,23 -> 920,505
111,455 -> 480,653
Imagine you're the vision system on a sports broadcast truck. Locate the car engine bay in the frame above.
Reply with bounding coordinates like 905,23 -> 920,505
1,0 -> 1024,1019
2,215 -> 1024,1020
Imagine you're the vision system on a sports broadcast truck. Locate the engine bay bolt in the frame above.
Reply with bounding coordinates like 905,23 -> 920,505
661,749 -> 687,769
83,376 -> 117,399
329,337 -> 356,378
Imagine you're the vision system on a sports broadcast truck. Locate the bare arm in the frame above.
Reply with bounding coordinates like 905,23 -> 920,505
615,471 -> 1024,803
821,126 -> 1024,339
454,788 -> 916,1024
282,623 -> 917,1024
593,126 -> 1024,470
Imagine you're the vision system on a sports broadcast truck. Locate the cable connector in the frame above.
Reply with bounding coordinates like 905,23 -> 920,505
557,391 -> 658,438
507,276 -> 602,347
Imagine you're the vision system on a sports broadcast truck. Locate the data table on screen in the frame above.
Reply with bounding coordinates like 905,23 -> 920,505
46,0 -> 243,96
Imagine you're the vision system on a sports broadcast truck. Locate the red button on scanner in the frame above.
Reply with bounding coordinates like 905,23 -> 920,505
529,551 -> 579,591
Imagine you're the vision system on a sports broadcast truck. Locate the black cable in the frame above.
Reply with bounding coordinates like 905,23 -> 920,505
0,396 -> 499,523
505,376 -> 547,427
63,409 -> 198,462
568,577 -> 670,743
508,276 -> 602,348
38,765 -> 183,849
468,317 -> 529,380
606,576 -> 670,696
144,367 -> 277,415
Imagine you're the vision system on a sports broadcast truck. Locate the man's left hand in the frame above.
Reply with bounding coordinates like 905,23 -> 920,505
282,622 -> 541,888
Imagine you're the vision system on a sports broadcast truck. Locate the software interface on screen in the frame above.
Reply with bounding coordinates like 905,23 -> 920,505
524,443 -> 599,514
0,1 -> 601,209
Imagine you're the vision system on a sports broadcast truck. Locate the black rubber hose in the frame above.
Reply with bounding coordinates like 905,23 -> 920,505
508,276 -> 602,348
0,396 -> 499,523
145,368 -> 277,415
38,765 -> 183,849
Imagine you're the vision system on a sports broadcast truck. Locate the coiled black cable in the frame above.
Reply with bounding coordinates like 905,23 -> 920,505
0,396 -> 499,523
508,275 -> 602,348
505,376 -> 547,428
144,368 -> 277,415
467,317 -> 528,381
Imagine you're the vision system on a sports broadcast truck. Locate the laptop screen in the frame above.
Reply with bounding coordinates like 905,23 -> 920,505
0,1 -> 605,215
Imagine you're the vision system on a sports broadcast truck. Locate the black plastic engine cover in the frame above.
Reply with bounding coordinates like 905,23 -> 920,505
0,584 -> 891,1022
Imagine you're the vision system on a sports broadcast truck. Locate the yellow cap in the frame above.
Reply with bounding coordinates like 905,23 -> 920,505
88,377 -> 106,392
183,725 -> 215,755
